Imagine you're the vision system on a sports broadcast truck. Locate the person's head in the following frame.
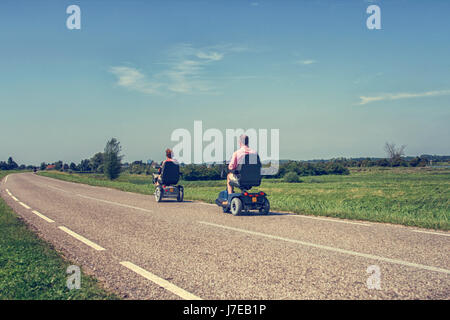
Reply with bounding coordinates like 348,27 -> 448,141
239,134 -> 249,147
165,148 -> 172,159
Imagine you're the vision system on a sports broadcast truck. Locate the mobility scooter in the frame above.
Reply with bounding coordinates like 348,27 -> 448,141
215,154 -> 270,216
152,161 -> 184,202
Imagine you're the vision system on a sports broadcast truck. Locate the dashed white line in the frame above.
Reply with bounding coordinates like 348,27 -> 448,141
4,175 -> 8,184
77,194 -> 153,213
195,202 -> 216,207
32,210 -> 55,223
11,195 -> 19,201
6,189 -> 12,196
46,184 -> 70,193
58,226 -> 106,251
18,202 -> 31,209
120,261 -> 202,300
410,229 -> 450,237
289,214 -> 371,226
199,221 -> 450,275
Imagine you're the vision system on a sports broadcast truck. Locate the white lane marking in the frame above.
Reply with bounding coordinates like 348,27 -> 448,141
196,202 -> 216,207
6,189 -> 12,196
199,221 -> 450,275
58,226 -> 106,251
289,214 -> 371,226
120,261 -> 202,300
32,210 -> 55,223
410,229 -> 450,237
11,195 -> 19,201
46,184 -> 70,193
77,194 -> 153,213
18,202 -> 31,209
4,176 -> 8,184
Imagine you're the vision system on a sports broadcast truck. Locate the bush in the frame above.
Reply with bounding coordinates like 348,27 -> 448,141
284,171 -> 301,183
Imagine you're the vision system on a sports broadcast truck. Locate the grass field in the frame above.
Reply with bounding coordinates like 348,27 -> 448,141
38,167 -> 450,230
0,171 -> 118,299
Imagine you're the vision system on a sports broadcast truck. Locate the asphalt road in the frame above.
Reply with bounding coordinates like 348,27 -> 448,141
1,172 -> 449,299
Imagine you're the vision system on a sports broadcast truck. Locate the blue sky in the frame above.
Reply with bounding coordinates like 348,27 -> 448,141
0,0 -> 449,164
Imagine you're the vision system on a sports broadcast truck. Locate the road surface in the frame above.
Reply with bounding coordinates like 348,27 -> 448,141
1,172 -> 449,299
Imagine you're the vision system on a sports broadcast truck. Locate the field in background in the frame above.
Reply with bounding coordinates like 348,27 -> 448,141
0,171 -> 118,299
38,167 -> 450,230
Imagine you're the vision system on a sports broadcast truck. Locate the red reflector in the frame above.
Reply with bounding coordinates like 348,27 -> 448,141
260,191 -> 265,196
244,192 -> 248,196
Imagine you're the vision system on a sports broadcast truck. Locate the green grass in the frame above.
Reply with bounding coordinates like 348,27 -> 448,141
38,167 -> 450,230
0,171 -> 118,300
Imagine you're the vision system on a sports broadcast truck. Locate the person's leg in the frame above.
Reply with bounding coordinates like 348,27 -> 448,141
153,174 -> 160,186
227,173 -> 234,194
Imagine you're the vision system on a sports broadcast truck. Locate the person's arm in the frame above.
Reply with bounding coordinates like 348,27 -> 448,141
158,160 -> 164,174
228,152 -> 238,171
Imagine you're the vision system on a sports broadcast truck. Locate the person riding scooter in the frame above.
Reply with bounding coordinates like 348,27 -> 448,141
153,148 -> 178,186
227,134 -> 258,194
216,134 -> 270,215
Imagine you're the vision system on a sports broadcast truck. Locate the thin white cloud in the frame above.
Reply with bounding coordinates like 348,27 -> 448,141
295,59 -> 317,65
110,44 -> 244,95
109,66 -> 161,94
359,89 -> 450,105
196,51 -> 224,61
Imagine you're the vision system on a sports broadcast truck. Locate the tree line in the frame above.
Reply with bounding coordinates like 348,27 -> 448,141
2,140 -> 449,182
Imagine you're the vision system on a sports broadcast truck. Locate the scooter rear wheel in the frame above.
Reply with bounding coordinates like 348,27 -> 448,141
259,198 -> 270,215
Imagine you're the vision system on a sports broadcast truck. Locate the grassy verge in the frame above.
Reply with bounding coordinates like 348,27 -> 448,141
38,168 -> 450,230
0,171 -> 118,300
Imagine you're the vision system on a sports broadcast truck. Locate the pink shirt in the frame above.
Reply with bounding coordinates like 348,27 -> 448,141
228,146 -> 257,171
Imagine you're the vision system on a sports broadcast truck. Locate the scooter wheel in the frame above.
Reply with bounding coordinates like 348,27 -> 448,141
155,186 -> 163,202
230,197 -> 242,216
177,187 -> 184,202
259,198 -> 270,215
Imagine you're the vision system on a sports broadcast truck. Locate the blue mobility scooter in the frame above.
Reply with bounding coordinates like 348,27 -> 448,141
215,154 -> 270,216
152,161 -> 184,202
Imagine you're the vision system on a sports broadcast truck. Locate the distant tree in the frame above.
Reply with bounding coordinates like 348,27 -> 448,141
0,161 -> 8,170
40,162 -> 47,170
90,152 -> 104,173
377,158 -> 390,167
103,138 -> 123,180
7,157 -> 18,170
63,163 -> 69,171
54,160 -> 63,171
409,156 -> 428,167
69,162 -> 78,171
18,164 -> 26,170
384,142 -> 406,166
79,159 -> 91,172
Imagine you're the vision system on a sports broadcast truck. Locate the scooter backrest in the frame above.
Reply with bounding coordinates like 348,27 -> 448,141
160,161 -> 180,185
236,153 -> 262,188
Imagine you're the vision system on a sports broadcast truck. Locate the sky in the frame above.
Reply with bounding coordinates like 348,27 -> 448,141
0,0 -> 449,165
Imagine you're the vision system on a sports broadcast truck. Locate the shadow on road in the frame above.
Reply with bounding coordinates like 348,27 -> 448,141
228,211 -> 291,217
